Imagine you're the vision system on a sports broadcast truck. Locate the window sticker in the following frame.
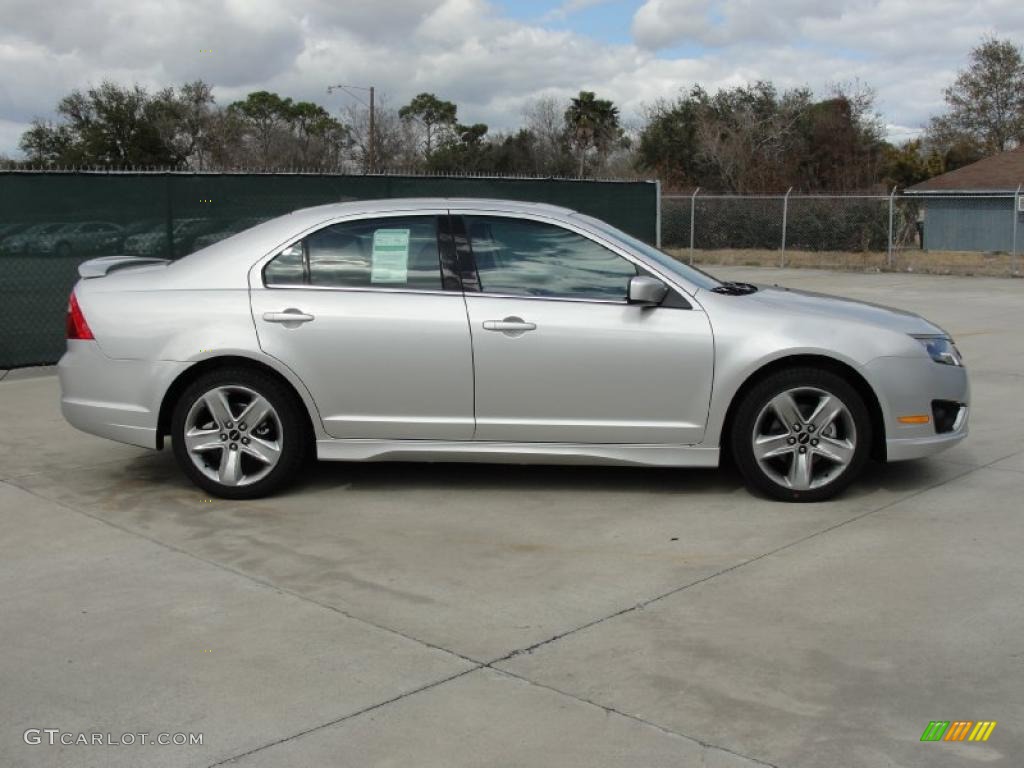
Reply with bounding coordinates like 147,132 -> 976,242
370,229 -> 410,283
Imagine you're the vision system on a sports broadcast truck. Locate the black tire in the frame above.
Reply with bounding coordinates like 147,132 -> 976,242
56,241 -> 72,257
731,367 -> 872,502
171,367 -> 308,499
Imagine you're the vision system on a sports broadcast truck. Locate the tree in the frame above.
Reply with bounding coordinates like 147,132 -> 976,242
399,93 -> 458,156
930,36 -> 1024,155
202,108 -> 248,170
636,93 -> 708,188
522,97 -> 575,175
20,81 -> 176,166
346,99 -> 420,171
880,139 -> 933,188
796,83 -> 885,191
151,81 -> 217,169
564,91 -> 622,177
18,121 -> 81,165
425,122 -> 490,172
286,101 -> 349,167
637,82 -> 885,192
695,82 -> 809,192
486,129 -> 547,174
227,91 -> 294,166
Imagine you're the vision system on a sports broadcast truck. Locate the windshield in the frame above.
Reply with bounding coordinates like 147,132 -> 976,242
573,214 -> 721,291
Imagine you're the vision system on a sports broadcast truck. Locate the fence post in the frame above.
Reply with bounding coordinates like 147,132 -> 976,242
655,179 -> 662,249
887,185 -> 897,268
164,173 -> 175,259
689,187 -> 700,264
1013,184 -> 1022,277
780,187 -> 792,268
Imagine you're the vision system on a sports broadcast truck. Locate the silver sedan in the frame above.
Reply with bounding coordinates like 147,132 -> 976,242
58,199 -> 969,502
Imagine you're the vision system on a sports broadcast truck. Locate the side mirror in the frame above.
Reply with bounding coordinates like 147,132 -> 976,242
627,275 -> 668,307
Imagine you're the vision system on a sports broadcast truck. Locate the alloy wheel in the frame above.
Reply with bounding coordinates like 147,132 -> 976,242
751,386 -> 857,491
183,385 -> 283,487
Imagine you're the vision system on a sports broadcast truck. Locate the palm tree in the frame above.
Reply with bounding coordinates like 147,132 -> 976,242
565,91 -> 621,177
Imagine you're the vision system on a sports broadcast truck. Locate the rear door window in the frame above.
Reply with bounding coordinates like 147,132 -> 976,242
264,216 -> 443,290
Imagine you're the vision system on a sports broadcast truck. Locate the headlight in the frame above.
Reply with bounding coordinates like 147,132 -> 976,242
914,335 -> 963,366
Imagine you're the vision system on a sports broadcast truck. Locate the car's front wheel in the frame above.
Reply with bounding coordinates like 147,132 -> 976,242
171,368 -> 308,499
731,367 -> 872,502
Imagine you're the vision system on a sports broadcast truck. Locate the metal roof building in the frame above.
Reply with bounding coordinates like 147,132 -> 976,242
906,147 -> 1023,253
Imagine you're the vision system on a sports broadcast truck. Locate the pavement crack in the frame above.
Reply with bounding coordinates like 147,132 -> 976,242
490,462 -> 984,666
3,478 -> 485,671
206,666 -> 482,766
491,667 -> 781,768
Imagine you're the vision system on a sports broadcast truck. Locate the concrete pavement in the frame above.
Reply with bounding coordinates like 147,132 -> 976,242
1,268 -> 1021,767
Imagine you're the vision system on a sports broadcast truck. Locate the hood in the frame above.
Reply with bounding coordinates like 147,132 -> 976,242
741,284 -> 948,337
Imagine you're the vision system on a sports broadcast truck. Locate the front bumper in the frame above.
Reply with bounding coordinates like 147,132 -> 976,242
864,356 -> 970,462
885,406 -> 969,460
58,340 -> 189,449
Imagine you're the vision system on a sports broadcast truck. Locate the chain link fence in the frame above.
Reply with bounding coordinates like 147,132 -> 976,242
662,191 -> 1022,277
0,171 -> 657,369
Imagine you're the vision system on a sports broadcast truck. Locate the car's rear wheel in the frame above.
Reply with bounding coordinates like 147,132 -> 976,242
731,367 -> 871,502
171,368 -> 307,499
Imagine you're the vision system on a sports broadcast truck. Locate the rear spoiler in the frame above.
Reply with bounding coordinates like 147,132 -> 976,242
78,255 -> 170,278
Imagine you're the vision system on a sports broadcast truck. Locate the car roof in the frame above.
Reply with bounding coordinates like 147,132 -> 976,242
291,197 -> 577,218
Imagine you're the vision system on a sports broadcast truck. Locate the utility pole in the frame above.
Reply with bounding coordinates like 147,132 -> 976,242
368,86 -> 375,174
780,187 -> 793,268
327,83 -> 376,174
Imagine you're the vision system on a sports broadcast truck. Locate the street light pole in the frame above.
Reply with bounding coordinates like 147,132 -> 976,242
327,83 -> 376,174
368,86 -> 375,174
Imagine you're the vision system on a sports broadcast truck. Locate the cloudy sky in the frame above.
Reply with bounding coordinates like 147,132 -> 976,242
0,0 -> 1020,157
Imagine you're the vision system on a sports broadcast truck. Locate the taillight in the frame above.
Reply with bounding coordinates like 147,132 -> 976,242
66,291 -> 94,340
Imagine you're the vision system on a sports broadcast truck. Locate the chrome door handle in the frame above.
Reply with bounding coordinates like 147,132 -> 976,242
263,309 -> 314,324
482,316 -> 536,335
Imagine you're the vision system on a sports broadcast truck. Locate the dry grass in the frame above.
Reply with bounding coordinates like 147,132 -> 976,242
664,248 -> 1022,278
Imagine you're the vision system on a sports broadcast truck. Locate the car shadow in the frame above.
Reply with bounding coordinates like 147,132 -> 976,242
295,459 -> 739,495
111,449 -> 962,505
285,455 -> 950,501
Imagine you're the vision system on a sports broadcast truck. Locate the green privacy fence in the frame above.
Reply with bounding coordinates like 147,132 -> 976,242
0,171 -> 658,369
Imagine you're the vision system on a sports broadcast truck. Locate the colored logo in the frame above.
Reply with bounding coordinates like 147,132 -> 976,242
920,721 -> 997,742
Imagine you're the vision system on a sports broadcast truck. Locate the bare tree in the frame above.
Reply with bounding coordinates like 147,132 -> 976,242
522,96 -> 570,173
692,84 -> 810,193
345,97 -> 420,172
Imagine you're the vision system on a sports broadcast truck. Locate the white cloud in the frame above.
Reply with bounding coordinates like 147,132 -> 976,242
0,118 -> 29,157
632,0 -> 713,50
0,0 -> 1020,156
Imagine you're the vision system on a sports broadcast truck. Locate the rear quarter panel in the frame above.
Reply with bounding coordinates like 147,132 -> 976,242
73,256 -> 329,440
